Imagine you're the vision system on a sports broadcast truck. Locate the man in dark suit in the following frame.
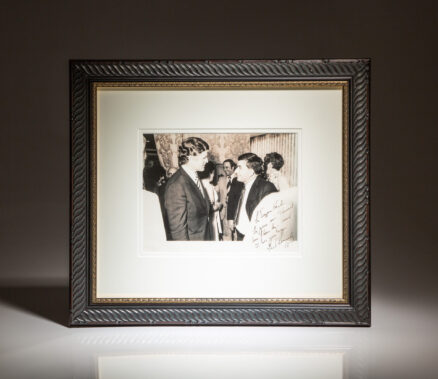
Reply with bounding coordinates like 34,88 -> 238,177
215,159 -> 243,241
222,159 -> 245,240
234,152 -> 277,241
164,137 -> 212,241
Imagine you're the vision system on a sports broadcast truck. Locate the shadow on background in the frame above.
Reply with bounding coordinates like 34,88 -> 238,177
0,285 -> 69,326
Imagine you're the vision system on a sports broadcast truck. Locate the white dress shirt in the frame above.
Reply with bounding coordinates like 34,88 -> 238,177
236,174 -> 257,236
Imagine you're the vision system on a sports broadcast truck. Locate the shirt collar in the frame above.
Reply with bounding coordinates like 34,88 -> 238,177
244,174 -> 257,191
182,164 -> 198,183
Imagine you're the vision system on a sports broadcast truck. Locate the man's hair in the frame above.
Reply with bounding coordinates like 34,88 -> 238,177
178,137 -> 209,165
223,159 -> 236,169
238,152 -> 264,175
264,152 -> 284,171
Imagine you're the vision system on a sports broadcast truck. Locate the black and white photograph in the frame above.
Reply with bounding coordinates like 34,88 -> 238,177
141,132 -> 298,250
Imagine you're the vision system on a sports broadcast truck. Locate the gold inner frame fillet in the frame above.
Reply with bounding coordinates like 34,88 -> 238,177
90,81 -> 350,304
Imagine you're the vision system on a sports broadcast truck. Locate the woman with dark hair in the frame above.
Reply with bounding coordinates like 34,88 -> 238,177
199,161 -> 223,241
264,152 -> 289,191
143,161 -> 166,194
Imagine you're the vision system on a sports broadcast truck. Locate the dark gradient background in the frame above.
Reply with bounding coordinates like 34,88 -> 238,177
0,1 -> 437,378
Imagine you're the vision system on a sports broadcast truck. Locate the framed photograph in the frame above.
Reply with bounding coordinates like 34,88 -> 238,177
70,59 -> 370,326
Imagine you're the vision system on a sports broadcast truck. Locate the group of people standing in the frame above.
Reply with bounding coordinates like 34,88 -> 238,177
146,136 -> 290,242
152,137 -> 288,241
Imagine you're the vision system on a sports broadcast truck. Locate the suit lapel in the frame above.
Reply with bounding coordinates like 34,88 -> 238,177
246,175 -> 261,217
180,168 -> 209,208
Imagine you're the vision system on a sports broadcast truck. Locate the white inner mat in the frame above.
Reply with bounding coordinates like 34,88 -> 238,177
96,88 -> 343,299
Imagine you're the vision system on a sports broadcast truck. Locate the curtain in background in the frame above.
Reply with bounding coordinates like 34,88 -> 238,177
191,133 -> 251,164
250,133 -> 298,186
154,133 -> 253,170
153,133 -> 298,177
154,134 -> 183,171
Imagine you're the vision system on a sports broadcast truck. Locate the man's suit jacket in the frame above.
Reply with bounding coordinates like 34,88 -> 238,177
164,167 -> 212,241
226,177 -> 245,221
245,175 -> 278,221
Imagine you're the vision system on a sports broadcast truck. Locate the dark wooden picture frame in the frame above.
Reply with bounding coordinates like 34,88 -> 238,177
70,59 -> 370,326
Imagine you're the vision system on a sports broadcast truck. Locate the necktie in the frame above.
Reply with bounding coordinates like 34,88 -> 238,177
234,184 -> 246,225
227,177 -> 231,190
195,176 -> 205,198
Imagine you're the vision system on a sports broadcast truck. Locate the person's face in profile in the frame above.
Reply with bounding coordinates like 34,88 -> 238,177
188,150 -> 209,172
235,159 -> 254,184
223,162 -> 234,177
266,162 -> 277,180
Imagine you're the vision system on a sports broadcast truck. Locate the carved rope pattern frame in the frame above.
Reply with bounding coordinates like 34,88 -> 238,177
70,60 -> 370,326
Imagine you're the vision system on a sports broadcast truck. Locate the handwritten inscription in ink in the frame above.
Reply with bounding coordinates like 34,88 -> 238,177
247,189 -> 297,251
